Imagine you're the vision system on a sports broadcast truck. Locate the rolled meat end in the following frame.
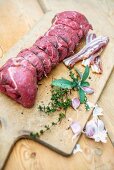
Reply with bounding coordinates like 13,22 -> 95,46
53,18 -> 80,30
53,18 -> 86,39
52,11 -> 92,35
17,49 -> 44,81
34,36 -> 59,67
0,57 -> 37,108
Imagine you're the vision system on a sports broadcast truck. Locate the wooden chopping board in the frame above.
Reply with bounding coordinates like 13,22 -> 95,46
0,10 -> 114,169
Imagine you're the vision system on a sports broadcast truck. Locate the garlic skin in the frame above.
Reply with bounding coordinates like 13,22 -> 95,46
93,104 -> 103,117
73,144 -> 83,154
84,117 -> 107,143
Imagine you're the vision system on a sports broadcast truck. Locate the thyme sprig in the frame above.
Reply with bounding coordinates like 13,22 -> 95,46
30,113 -> 65,139
38,88 -> 71,114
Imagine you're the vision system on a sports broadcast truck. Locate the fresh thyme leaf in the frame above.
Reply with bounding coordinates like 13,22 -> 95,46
81,81 -> 90,87
81,66 -> 90,82
85,103 -> 90,111
58,112 -> 66,121
74,67 -> 82,79
69,71 -> 78,82
30,112 -> 65,138
40,130 -> 44,134
52,78 -> 76,89
38,88 -> 71,114
30,132 -> 39,138
79,88 -> 85,104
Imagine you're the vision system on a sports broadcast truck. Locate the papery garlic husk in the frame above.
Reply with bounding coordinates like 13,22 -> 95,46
93,104 -> 103,117
84,117 -> 107,143
73,144 -> 83,154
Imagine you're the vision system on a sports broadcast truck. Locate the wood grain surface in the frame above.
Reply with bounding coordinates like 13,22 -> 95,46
0,0 -> 113,170
99,70 -> 114,145
1,9 -> 113,169
0,0 -> 43,53
5,136 -> 114,170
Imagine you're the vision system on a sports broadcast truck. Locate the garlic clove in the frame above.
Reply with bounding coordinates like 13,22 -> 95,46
70,121 -> 81,135
71,98 -> 80,110
82,87 -> 94,94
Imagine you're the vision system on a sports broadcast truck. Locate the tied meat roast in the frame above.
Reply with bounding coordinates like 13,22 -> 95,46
0,11 -> 92,107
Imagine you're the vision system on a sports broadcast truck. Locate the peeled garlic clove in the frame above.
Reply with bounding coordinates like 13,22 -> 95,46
82,87 -> 94,94
84,119 -> 97,138
70,121 -> 81,135
72,98 -> 80,110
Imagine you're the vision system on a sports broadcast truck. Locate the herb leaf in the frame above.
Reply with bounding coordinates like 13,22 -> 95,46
81,66 -> 90,82
85,103 -> 90,111
79,88 -> 85,104
81,81 -> 90,87
52,78 -> 76,89
75,67 -> 82,79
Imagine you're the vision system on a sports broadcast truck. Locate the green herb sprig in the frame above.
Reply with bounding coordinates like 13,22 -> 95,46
38,88 -> 71,114
52,66 -> 91,109
30,113 -> 65,139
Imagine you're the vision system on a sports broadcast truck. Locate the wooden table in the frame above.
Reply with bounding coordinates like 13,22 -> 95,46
0,0 -> 114,169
